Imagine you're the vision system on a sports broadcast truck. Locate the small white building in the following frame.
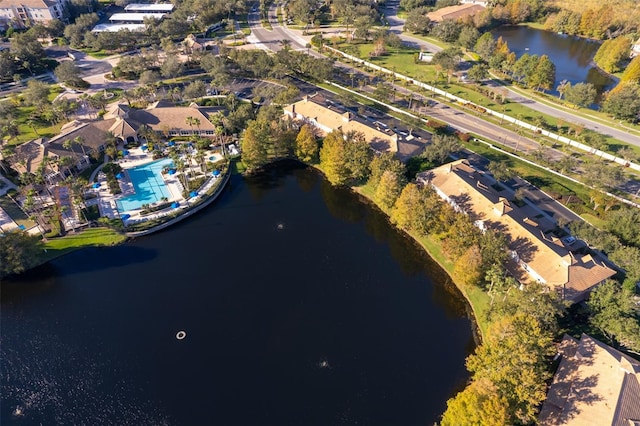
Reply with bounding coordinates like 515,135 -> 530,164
109,12 -> 166,22
124,3 -> 174,13
91,23 -> 146,32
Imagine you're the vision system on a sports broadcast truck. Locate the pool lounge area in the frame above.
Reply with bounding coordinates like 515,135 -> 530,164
116,158 -> 174,212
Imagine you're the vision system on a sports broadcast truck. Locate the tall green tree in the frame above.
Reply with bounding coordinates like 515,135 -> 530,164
240,120 -> 268,172
602,83 -> 640,121
531,54 -> 556,91
564,82 -> 598,108
343,132 -> 371,183
0,230 -> 44,277
588,280 -> 640,352
421,134 -> 460,164
474,32 -> 496,61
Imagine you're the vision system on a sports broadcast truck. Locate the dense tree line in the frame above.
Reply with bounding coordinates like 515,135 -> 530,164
0,31 -> 50,82
544,3 -> 639,40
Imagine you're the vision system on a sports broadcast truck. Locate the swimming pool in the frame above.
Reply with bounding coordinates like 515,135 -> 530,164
116,158 -> 173,212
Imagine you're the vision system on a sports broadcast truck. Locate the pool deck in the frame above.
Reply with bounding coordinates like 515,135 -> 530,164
93,146 -> 224,223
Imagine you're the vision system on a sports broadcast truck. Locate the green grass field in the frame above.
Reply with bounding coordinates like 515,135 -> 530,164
39,227 -> 127,263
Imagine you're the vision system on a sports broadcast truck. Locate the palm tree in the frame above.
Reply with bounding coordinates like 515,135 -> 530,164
185,116 -> 200,136
556,80 -> 570,100
73,136 -> 87,156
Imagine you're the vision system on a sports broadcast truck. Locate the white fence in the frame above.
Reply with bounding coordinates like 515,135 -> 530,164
324,45 -> 640,172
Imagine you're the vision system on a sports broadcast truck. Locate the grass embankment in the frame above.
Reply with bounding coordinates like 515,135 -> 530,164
39,227 -> 127,263
351,179 -> 491,337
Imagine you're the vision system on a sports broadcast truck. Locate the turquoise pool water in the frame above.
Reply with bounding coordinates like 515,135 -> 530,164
116,159 -> 173,212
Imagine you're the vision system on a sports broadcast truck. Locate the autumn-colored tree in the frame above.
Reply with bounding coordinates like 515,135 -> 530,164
390,183 -> 423,231
319,130 -> 350,185
453,245 -> 483,287
374,170 -> 403,210
294,124 -> 319,163
467,313 -> 555,424
368,152 -> 405,188
593,37 -> 631,73
441,378 -> 509,426
621,56 -> 640,84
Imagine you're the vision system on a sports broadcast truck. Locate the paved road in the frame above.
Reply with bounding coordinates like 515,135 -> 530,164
379,0 -> 640,147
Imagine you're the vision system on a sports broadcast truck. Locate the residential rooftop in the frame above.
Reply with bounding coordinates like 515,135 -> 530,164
539,334 -> 640,426
418,160 -> 616,302
426,4 -> 485,23
283,96 -> 399,154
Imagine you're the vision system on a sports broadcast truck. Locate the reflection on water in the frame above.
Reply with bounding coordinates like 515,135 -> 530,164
493,26 -> 615,95
1,162 -> 473,426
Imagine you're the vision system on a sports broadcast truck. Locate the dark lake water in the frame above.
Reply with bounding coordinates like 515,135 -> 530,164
492,26 -> 616,95
1,163 -> 474,426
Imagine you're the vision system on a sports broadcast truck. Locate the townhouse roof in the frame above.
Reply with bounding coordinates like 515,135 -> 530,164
418,160 -> 616,300
283,97 -> 398,153
104,101 -> 218,136
427,4 -> 485,23
12,120 -> 115,175
539,334 -> 640,426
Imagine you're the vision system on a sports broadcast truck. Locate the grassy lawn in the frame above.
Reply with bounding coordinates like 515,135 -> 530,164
0,195 -> 36,229
39,227 -> 127,263
9,86 -> 65,144
463,139 -> 593,203
580,213 -> 607,229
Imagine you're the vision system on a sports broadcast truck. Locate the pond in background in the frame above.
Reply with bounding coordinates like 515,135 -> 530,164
1,162 -> 474,425
492,26 -> 616,96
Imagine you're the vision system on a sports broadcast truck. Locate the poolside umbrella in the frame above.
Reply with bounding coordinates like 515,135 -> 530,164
122,150 -> 130,156
168,169 -> 177,175
189,191 -> 198,198
92,182 -> 101,188
212,169 -> 220,177
115,173 -> 123,179
121,213 -> 131,220
171,201 -> 180,209
168,141 -> 176,147
141,145 -> 148,151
